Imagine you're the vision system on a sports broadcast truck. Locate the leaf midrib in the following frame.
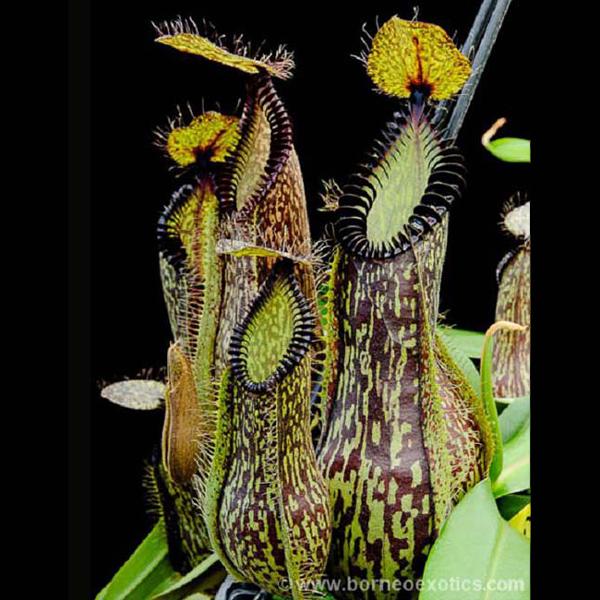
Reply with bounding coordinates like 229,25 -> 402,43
482,524 -> 507,600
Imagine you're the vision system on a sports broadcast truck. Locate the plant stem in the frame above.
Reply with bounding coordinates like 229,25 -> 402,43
435,0 -> 513,140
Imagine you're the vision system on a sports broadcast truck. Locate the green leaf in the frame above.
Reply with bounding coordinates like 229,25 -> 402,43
494,453 -> 530,498
421,479 -> 530,600
495,394 -> 528,406
438,327 -> 484,359
485,138 -> 531,163
493,396 -> 530,498
496,493 -> 530,522
153,553 -> 225,600
96,521 -> 180,600
498,396 -> 530,445
495,396 -> 529,417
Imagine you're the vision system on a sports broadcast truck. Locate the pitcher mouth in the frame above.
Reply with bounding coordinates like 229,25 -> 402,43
496,198 -> 530,282
217,71 -> 293,217
229,261 -> 314,394
335,105 -> 466,260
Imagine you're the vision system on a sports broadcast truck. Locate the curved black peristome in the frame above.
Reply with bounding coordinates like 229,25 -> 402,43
228,260 -> 314,394
496,243 -> 529,284
496,195 -> 530,282
156,183 -> 196,272
216,69 -> 293,215
335,109 -> 467,260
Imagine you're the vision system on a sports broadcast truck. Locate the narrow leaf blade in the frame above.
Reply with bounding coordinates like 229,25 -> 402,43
152,554 -> 225,600
438,327 -> 484,359
96,522 -> 180,600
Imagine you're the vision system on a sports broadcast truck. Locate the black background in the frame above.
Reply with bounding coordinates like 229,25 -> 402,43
91,1 -> 530,595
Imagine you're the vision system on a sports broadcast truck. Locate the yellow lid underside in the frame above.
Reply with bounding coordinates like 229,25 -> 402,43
367,18 -> 471,100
